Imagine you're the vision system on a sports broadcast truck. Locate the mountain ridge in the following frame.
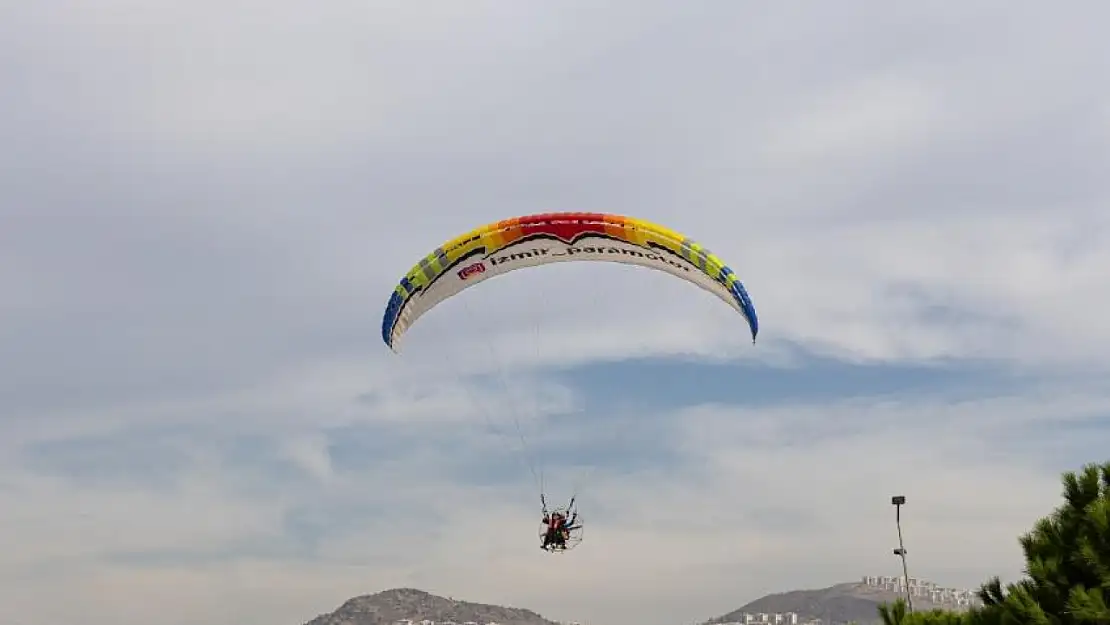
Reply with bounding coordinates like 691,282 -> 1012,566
302,579 -> 979,625
302,588 -> 561,625
701,580 -> 980,625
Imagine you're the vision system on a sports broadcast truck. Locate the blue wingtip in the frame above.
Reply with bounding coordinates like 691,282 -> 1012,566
730,280 -> 758,344
381,290 -> 404,349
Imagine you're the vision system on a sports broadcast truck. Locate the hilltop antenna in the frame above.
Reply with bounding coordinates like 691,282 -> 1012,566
890,495 -> 913,613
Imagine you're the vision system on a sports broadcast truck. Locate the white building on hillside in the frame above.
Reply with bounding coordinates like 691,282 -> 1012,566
861,575 -> 982,608
717,611 -> 799,625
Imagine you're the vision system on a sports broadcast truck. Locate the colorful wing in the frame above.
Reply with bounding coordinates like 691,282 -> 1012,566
381,212 -> 758,351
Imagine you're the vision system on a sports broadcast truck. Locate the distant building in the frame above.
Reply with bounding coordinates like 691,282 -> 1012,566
860,573 -> 983,609
724,613 -> 798,625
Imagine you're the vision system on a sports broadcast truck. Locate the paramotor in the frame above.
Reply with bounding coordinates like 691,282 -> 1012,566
380,211 -> 759,554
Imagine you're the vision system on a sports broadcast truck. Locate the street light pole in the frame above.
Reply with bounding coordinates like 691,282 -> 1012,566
891,495 -> 913,613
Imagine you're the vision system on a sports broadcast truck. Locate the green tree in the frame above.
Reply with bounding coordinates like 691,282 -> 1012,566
878,598 -> 972,625
877,597 -> 909,625
877,461 -> 1110,625
975,461 -> 1110,625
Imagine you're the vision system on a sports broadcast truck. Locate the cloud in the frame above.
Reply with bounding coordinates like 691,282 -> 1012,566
4,372 -> 1097,625
3,2 -> 1110,625
759,73 -> 944,165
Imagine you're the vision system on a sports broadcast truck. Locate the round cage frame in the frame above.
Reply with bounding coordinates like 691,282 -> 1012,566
538,506 -> 583,553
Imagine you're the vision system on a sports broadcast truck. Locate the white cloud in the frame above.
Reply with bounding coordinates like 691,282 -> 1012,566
280,432 -> 336,483
1,383 -> 1095,625
760,74 -> 944,165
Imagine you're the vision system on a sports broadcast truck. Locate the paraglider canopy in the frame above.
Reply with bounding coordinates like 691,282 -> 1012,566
381,212 -> 758,352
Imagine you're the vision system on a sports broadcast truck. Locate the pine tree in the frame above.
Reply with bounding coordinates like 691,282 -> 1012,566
975,461 -> 1110,625
876,461 -> 1110,625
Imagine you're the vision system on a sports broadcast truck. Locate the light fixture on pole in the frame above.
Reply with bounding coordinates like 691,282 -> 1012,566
891,495 -> 913,613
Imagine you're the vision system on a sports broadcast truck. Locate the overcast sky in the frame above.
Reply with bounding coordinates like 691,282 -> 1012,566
3,2 -> 1110,625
